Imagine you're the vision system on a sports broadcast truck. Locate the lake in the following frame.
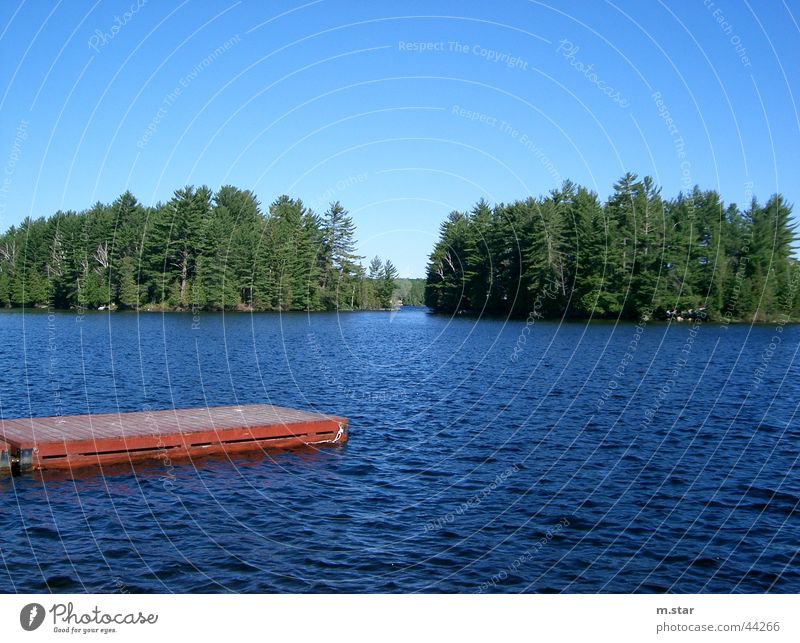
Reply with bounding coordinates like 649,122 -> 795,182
0,307 -> 797,592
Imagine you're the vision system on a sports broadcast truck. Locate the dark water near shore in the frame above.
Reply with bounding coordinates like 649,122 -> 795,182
0,307 -> 797,593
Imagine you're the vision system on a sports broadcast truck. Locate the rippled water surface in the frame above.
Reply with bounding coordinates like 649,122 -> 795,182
0,308 -> 797,593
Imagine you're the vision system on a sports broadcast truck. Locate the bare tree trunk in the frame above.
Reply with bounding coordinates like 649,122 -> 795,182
179,250 -> 189,305
93,241 -> 109,269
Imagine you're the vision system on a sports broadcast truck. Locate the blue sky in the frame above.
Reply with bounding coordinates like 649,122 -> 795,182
1,0 -> 798,277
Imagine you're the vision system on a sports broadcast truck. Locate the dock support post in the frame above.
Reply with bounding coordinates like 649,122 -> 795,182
18,449 -> 33,474
0,446 -> 10,476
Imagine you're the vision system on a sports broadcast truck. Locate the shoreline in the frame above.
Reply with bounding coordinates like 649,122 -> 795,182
3,305 -> 798,325
425,309 -> 800,325
0,305 -> 408,315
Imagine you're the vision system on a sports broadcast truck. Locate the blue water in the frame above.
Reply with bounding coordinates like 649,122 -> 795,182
0,307 -> 797,593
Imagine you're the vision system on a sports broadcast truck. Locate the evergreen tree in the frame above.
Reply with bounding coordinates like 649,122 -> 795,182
0,178 -> 793,321
367,255 -> 383,309
378,259 -> 398,308
117,256 -> 140,309
424,175 -> 797,322
215,185 -> 261,306
0,186 -> 385,313
424,212 -> 471,312
156,186 -> 212,307
320,201 -> 363,309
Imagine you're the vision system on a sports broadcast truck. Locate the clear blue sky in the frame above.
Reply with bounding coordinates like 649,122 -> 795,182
1,0 -> 798,277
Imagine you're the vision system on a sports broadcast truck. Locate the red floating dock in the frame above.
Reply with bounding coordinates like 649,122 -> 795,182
0,404 -> 348,475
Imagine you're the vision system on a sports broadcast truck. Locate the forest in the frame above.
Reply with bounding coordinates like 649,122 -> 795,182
0,186 -> 399,312
394,278 -> 426,306
425,173 -> 799,322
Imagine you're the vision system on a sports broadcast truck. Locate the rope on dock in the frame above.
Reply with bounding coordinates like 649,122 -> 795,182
313,422 -> 345,445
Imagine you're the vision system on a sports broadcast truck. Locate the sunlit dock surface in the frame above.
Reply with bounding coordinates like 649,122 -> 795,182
0,404 -> 347,476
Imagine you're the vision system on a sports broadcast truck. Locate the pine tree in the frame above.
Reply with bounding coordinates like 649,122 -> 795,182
156,186 -> 212,307
757,195 -> 796,315
367,255 -> 383,309
378,259 -> 398,308
423,177 -> 796,322
215,185 -> 262,307
569,187 -> 615,316
320,201 -> 363,309
118,256 -> 140,309
424,212 -> 471,312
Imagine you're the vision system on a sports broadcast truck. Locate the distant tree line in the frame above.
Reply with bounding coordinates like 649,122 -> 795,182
394,278 -> 426,306
0,186 -> 399,312
425,174 -> 799,322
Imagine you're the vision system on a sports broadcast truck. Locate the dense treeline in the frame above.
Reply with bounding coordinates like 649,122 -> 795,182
425,174 -> 799,322
395,278 -> 426,306
0,186 -> 399,312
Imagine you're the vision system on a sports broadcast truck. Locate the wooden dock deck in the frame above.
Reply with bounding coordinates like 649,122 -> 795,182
0,404 -> 347,475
